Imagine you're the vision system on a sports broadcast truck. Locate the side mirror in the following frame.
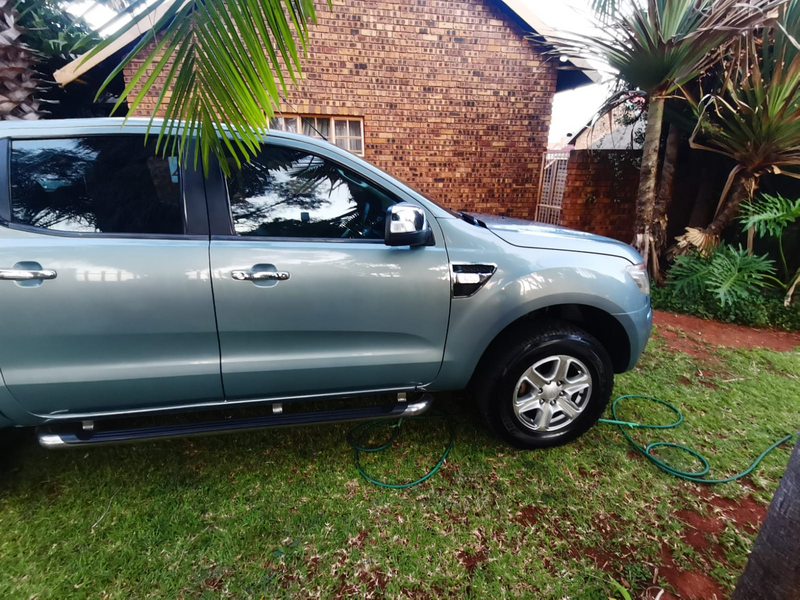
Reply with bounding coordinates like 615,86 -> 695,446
384,203 -> 432,247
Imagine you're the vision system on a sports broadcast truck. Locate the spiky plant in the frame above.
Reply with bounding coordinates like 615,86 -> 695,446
540,0 -> 785,272
81,0 -> 320,176
0,0 -> 42,120
683,0 -> 800,247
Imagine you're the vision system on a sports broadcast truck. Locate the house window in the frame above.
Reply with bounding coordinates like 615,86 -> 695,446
269,115 -> 364,156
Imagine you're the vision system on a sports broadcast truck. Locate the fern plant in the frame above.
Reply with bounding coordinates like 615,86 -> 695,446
669,244 -> 777,308
740,192 -> 800,304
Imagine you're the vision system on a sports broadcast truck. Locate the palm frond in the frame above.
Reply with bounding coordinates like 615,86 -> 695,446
689,2 -> 800,179
536,0 -> 785,97
591,0 -> 620,19
672,226 -> 719,256
79,0 -> 319,176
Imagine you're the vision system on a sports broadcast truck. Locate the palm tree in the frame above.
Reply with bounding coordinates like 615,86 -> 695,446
679,0 -> 800,251
80,0 -> 319,175
543,0 -> 783,273
0,0 -> 41,119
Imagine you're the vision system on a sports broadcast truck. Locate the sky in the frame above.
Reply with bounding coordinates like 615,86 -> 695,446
519,0 -> 612,146
65,0 -> 611,146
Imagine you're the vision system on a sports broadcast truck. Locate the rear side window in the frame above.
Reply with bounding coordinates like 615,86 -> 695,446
9,136 -> 183,235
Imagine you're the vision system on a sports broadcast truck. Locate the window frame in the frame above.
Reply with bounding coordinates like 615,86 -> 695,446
208,141 -> 410,244
270,114 -> 365,157
0,135 -> 209,239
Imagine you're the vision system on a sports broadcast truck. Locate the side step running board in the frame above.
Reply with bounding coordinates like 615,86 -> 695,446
37,394 -> 432,449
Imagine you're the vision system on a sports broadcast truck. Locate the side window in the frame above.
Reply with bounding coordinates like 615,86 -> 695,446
9,136 -> 183,235
225,147 -> 399,240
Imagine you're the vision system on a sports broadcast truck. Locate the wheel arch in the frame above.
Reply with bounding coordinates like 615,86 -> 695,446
469,304 -> 631,388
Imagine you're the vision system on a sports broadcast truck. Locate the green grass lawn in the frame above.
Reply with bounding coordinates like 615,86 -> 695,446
1,332 -> 798,599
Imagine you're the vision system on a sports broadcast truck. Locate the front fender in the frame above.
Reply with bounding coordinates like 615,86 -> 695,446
428,219 -> 648,391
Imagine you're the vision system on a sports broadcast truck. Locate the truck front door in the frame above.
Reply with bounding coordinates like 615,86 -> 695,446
207,143 -> 451,401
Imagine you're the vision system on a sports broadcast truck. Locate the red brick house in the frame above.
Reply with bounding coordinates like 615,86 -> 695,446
55,0 -> 594,218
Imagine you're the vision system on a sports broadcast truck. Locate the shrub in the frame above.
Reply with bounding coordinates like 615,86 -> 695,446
651,286 -> 800,331
668,244 -> 777,307
659,243 -> 800,330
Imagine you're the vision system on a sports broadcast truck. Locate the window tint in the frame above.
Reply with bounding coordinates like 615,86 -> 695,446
225,147 -> 398,240
10,136 -> 183,235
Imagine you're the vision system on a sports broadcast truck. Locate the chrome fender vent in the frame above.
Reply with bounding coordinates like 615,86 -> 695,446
452,263 -> 496,298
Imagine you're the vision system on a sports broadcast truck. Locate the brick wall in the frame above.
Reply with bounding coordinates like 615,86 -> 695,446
560,150 -> 640,242
572,106 -> 619,149
123,0 -> 558,218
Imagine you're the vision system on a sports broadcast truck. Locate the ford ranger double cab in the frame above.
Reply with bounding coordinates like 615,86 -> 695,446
0,119 -> 652,449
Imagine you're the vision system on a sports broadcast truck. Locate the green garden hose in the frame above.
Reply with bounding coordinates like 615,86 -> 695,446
349,396 -> 793,488
347,415 -> 455,489
599,395 -> 795,484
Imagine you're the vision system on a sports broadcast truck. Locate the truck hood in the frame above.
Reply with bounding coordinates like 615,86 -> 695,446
462,213 -> 643,264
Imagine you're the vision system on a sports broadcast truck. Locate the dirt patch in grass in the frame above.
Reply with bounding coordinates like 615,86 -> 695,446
455,548 -> 489,574
675,509 -> 727,564
678,375 -> 720,390
401,585 -> 449,599
654,310 -> 800,353
348,529 -> 370,549
549,491 -> 767,598
513,505 -> 543,527
580,545 -> 628,573
656,491 -> 770,598
335,567 -> 389,598
692,488 -> 768,535
655,326 -> 722,361
204,577 -> 223,591
657,545 -> 725,600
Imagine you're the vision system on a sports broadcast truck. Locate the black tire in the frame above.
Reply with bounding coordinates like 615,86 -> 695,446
472,320 -> 614,449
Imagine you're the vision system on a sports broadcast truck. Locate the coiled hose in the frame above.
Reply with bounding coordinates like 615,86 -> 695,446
348,396 -> 794,488
598,395 -> 794,484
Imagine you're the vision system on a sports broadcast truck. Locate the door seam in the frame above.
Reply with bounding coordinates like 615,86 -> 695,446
200,165 -> 227,400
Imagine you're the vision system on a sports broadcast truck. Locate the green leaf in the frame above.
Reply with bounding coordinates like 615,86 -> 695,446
688,2 -> 800,181
80,0 -> 321,176
607,575 -> 632,600
536,0 -> 781,97
668,244 -> 777,308
741,193 -> 800,238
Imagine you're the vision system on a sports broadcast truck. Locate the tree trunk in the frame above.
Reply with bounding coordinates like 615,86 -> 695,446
704,172 -> 754,237
0,0 -> 41,120
632,96 -> 665,264
650,123 -> 681,282
688,167 -> 717,227
732,436 -> 800,600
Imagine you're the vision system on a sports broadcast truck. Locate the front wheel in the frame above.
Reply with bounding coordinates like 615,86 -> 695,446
472,321 -> 614,449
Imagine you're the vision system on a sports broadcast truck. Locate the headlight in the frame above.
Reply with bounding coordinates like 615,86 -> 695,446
626,263 -> 650,296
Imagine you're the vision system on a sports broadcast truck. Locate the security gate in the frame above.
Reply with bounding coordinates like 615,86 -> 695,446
535,150 -> 570,225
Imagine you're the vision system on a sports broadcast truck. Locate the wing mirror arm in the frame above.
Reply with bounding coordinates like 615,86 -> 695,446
384,203 -> 433,247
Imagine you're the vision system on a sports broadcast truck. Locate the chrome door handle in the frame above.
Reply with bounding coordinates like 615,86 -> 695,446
231,270 -> 290,281
0,268 -> 57,281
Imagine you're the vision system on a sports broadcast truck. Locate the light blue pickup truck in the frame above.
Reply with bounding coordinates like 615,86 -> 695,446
0,119 -> 651,449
